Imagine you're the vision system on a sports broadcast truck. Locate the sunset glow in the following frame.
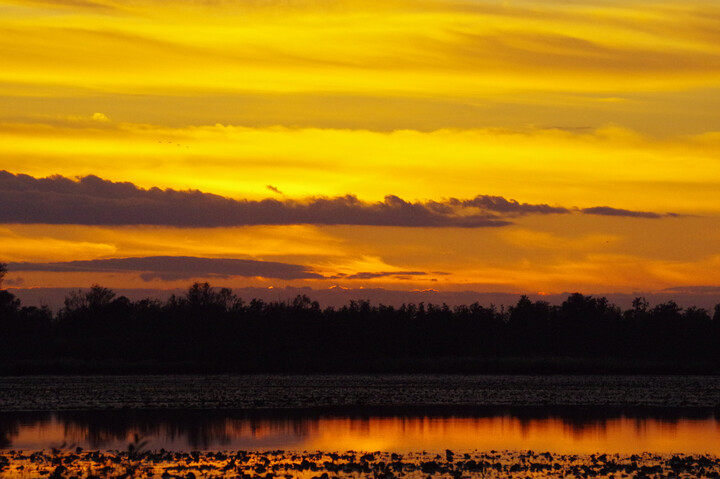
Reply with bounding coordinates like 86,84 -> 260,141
3,0 -> 720,297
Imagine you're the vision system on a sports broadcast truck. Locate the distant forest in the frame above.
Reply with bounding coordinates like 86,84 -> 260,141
2,264 -> 720,374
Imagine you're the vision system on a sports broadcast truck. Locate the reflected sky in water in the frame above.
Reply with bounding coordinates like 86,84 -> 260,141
2,408 -> 720,454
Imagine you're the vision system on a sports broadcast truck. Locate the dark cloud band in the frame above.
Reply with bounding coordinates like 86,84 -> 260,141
0,170 -> 672,227
6,256 -> 451,283
579,206 -> 671,219
7,256 -> 324,281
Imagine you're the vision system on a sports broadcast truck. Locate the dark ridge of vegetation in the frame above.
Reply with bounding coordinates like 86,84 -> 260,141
2,264 -> 720,374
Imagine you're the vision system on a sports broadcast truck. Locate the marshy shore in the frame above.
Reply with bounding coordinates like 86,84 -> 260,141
2,448 -> 720,479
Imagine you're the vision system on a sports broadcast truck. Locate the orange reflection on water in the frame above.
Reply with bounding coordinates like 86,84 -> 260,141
302,416 -> 720,455
6,414 -> 720,455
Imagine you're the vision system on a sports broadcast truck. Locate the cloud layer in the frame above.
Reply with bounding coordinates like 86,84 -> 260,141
579,206 -> 673,219
7,256 -> 324,281
4,0 -> 720,98
0,171 -> 671,228
6,256 -> 451,283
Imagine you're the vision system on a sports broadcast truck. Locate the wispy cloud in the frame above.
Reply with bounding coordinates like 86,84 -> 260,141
3,0 -> 119,11
3,277 -> 25,287
4,0 -> 720,97
580,206 -> 674,219
7,256 -> 325,281
661,285 -> 720,295
331,271 -> 434,280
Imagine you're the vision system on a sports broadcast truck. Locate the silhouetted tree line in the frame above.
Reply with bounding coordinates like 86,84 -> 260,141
2,265 -> 720,373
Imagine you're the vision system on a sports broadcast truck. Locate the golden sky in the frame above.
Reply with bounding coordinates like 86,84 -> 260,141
2,0 -> 720,297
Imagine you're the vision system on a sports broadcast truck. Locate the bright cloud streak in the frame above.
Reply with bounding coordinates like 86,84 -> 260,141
3,0 -> 720,96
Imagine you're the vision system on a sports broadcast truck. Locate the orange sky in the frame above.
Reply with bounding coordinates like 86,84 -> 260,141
2,0 -> 720,297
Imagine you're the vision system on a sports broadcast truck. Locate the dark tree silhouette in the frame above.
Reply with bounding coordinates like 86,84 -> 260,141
0,263 -> 52,362
0,290 -> 20,319
62,284 -> 116,312
1,281 -> 720,374
0,263 -> 20,319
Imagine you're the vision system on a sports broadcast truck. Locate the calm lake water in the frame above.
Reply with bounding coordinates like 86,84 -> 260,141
2,375 -> 720,454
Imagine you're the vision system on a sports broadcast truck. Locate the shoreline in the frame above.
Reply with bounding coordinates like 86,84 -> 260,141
3,374 -> 720,410
2,357 -> 719,377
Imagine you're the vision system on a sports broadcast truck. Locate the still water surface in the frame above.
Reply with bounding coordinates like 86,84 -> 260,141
3,409 -> 720,455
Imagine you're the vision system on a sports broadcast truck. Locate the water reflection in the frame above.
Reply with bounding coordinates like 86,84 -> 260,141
1,407 -> 719,454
